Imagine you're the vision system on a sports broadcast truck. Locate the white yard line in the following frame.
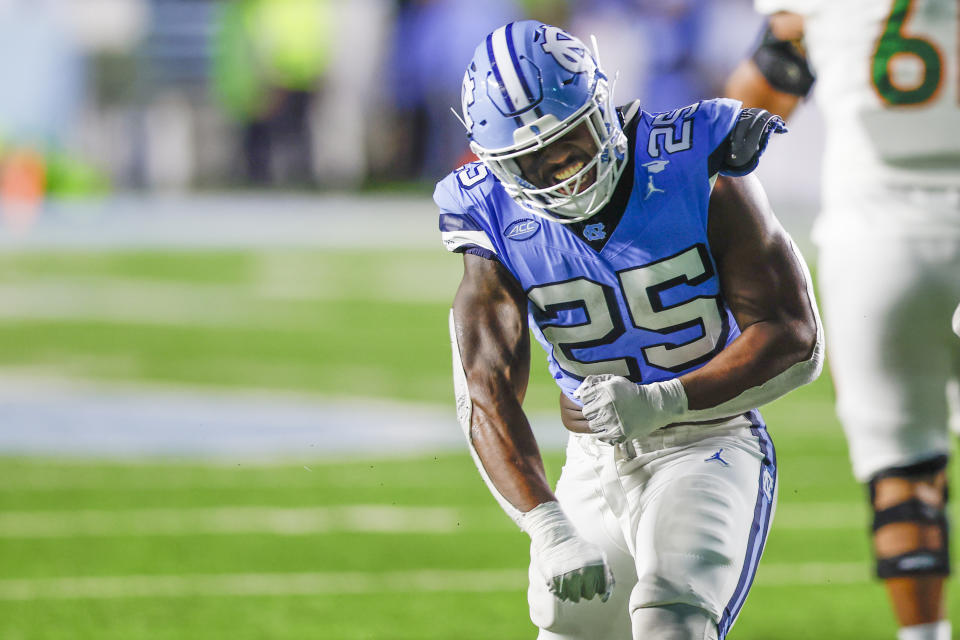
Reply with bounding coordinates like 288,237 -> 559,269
756,562 -> 869,587
0,562 -> 867,601
0,281 -> 273,328
0,506 -> 463,537
0,269 -> 456,327
0,502 -> 870,538
0,570 -> 529,600
772,502 -> 868,530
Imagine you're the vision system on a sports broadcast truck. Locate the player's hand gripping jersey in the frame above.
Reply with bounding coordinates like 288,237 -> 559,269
438,98 -> 776,406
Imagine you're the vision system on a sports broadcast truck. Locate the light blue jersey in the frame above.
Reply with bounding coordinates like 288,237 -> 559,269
438,98 -> 757,402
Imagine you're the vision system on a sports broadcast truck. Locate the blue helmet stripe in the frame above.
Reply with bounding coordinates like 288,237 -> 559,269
485,32 -> 516,113
490,25 -> 538,125
505,22 -> 536,106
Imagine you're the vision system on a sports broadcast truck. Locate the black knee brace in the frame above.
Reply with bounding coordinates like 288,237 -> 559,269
869,455 -> 950,579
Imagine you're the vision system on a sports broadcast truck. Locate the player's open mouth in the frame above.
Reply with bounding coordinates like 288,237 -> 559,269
553,161 -> 585,183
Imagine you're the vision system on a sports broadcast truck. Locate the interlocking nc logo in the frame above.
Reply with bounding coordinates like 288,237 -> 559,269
583,222 -> 606,241
762,468 -> 775,501
540,26 -> 591,74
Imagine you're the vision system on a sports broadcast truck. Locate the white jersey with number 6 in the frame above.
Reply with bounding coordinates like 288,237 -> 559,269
758,0 -> 960,482
758,0 -> 960,239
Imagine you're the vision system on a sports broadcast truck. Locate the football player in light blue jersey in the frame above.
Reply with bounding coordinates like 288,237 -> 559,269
439,21 -> 823,640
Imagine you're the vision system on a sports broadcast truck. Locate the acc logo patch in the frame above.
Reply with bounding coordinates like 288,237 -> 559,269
504,218 -> 540,241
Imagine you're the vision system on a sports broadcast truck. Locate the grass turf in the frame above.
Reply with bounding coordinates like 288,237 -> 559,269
0,248 -> 955,638
0,418 -> 926,639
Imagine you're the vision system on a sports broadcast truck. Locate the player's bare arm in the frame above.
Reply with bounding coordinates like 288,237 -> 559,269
725,12 -> 809,120
451,252 -> 614,604
683,173 -> 818,408
452,252 -> 551,511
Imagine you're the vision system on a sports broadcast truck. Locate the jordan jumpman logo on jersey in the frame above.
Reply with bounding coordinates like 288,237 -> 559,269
642,160 -> 668,200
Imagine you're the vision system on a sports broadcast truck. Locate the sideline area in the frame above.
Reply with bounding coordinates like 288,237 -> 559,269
0,376 -> 567,458
0,190 -> 815,457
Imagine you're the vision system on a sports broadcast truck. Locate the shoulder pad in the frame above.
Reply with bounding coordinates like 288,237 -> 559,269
643,99 -> 740,161
434,164 -> 499,258
710,108 -> 787,177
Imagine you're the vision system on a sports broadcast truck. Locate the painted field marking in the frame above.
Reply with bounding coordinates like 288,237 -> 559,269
772,502 -> 869,530
0,472 -> 455,492
0,502 -> 871,538
0,563 -> 869,601
0,262 -> 453,327
0,280 -> 267,328
0,506 -> 463,537
755,562 -> 870,586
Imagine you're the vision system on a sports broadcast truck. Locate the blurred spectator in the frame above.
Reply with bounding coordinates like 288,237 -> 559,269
211,0 -> 334,186
385,0 -> 522,180
0,0 -> 91,222
518,0 -> 570,26
311,0 -> 394,188
0,0 -> 770,193
0,0 -> 85,146
568,0 -> 761,112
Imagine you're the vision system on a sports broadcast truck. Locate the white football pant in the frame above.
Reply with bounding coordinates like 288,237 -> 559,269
817,233 -> 960,481
529,418 -> 777,640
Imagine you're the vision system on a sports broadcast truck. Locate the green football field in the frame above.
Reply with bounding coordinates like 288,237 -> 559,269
0,248 -> 955,639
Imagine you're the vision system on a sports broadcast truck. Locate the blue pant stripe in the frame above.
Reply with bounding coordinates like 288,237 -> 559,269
717,413 -> 776,639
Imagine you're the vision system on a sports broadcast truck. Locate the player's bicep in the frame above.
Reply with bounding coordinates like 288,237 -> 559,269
707,175 -> 816,346
452,253 -> 530,404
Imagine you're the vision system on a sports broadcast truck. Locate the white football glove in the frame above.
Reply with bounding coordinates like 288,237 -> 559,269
952,303 -> 960,338
520,501 -> 614,603
574,374 -> 687,444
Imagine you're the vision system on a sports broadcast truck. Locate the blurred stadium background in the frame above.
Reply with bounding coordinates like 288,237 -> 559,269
0,0 -> 952,638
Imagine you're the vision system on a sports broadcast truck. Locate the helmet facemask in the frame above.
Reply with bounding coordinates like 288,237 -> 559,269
470,76 -> 628,224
